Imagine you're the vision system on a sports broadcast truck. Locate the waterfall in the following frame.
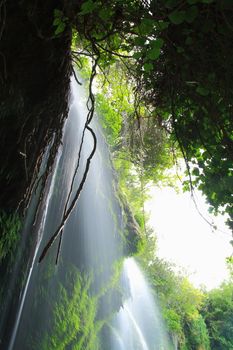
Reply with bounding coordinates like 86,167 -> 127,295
4,76 -> 173,350
8,150 -> 62,350
110,258 -> 173,350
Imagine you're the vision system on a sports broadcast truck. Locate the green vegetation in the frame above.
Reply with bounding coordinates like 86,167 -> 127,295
0,210 -> 22,314
1,1 -> 233,349
76,59 -> 231,349
140,247 -> 211,349
30,266 -> 100,350
69,5 -> 233,345
138,233 -> 233,350
201,281 -> 233,349
68,0 -> 233,229
75,40 -> 232,349
27,255 -> 125,350
35,4 -> 233,344
0,211 -> 21,263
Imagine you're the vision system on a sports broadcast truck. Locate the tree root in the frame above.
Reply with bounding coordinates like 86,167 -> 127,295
39,49 -> 100,264
38,125 -> 97,264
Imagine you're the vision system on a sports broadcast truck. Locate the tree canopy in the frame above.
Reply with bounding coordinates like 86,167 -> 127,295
201,281 -> 233,349
66,0 -> 233,229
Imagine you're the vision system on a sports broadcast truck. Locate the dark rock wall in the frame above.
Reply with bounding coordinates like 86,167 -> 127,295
0,1 -> 72,211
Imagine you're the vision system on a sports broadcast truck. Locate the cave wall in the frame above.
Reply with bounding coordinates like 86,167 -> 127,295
0,0 -> 72,211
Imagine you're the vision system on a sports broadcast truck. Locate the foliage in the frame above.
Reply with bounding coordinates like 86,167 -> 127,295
138,234 -> 211,349
33,266 -> 100,350
53,9 -> 69,36
184,314 -> 210,350
73,42 -> 230,349
201,282 -> 233,349
63,3 -> 233,346
2,1 -> 232,347
129,0 -> 233,227
66,0 -> 233,228
27,245 -> 126,350
95,62 -> 175,185
83,60 -> 177,259
95,64 -> 134,148
0,211 -> 21,263
137,231 -> 233,349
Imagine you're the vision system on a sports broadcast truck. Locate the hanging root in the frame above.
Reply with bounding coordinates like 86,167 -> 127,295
39,48 -> 100,264
38,125 -> 97,263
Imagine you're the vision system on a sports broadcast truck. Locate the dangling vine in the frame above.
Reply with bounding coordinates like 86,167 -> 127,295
39,45 -> 100,263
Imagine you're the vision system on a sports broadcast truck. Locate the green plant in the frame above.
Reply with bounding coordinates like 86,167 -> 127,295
0,211 -> 21,263
32,267 -> 100,350
69,0 -> 233,228
53,9 -> 68,36
201,282 -> 233,350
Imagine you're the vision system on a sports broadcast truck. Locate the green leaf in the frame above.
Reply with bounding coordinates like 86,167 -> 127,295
147,39 -> 164,60
192,167 -> 200,176
147,48 -> 161,60
196,86 -> 210,96
80,0 -> 98,15
54,22 -> 66,35
168,10 -> 186,25
151,38 -> 164,50
143,62 -> 153,72
185,6 -> 198,23
133,51 -> 142,59
53,18 -> 61,26
99,8 -> 109,21
112,34 -> 121,48
211,192 -> 217,200
156,20 -> 169,30
201,0 -> 214,3
54,9 -> 63,18
139,18 -> 154,35
134,36 -> 146,46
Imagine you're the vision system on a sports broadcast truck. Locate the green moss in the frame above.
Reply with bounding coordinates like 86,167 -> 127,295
0,210 -> 22,263
117,192 -> 145,256
26,256 -> 128,350
31,266 -> 100,350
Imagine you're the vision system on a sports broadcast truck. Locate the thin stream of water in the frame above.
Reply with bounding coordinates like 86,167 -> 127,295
8,151 -> 62,350
110,258 -> 173,350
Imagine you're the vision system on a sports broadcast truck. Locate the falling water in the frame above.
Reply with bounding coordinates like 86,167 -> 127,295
4,76 -> 174,349
8,151 -> 61,350
110,258 -> 173,350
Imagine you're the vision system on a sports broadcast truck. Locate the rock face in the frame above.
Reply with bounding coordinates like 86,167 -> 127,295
0,1 -> 72,211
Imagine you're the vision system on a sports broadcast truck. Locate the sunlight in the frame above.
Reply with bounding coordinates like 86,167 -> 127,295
145,187 -> 232,290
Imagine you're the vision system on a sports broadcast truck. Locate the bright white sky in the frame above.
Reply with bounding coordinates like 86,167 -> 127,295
145,186 -> 232,290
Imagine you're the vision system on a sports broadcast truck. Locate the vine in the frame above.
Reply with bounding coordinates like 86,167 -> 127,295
39,47 -> 100,264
